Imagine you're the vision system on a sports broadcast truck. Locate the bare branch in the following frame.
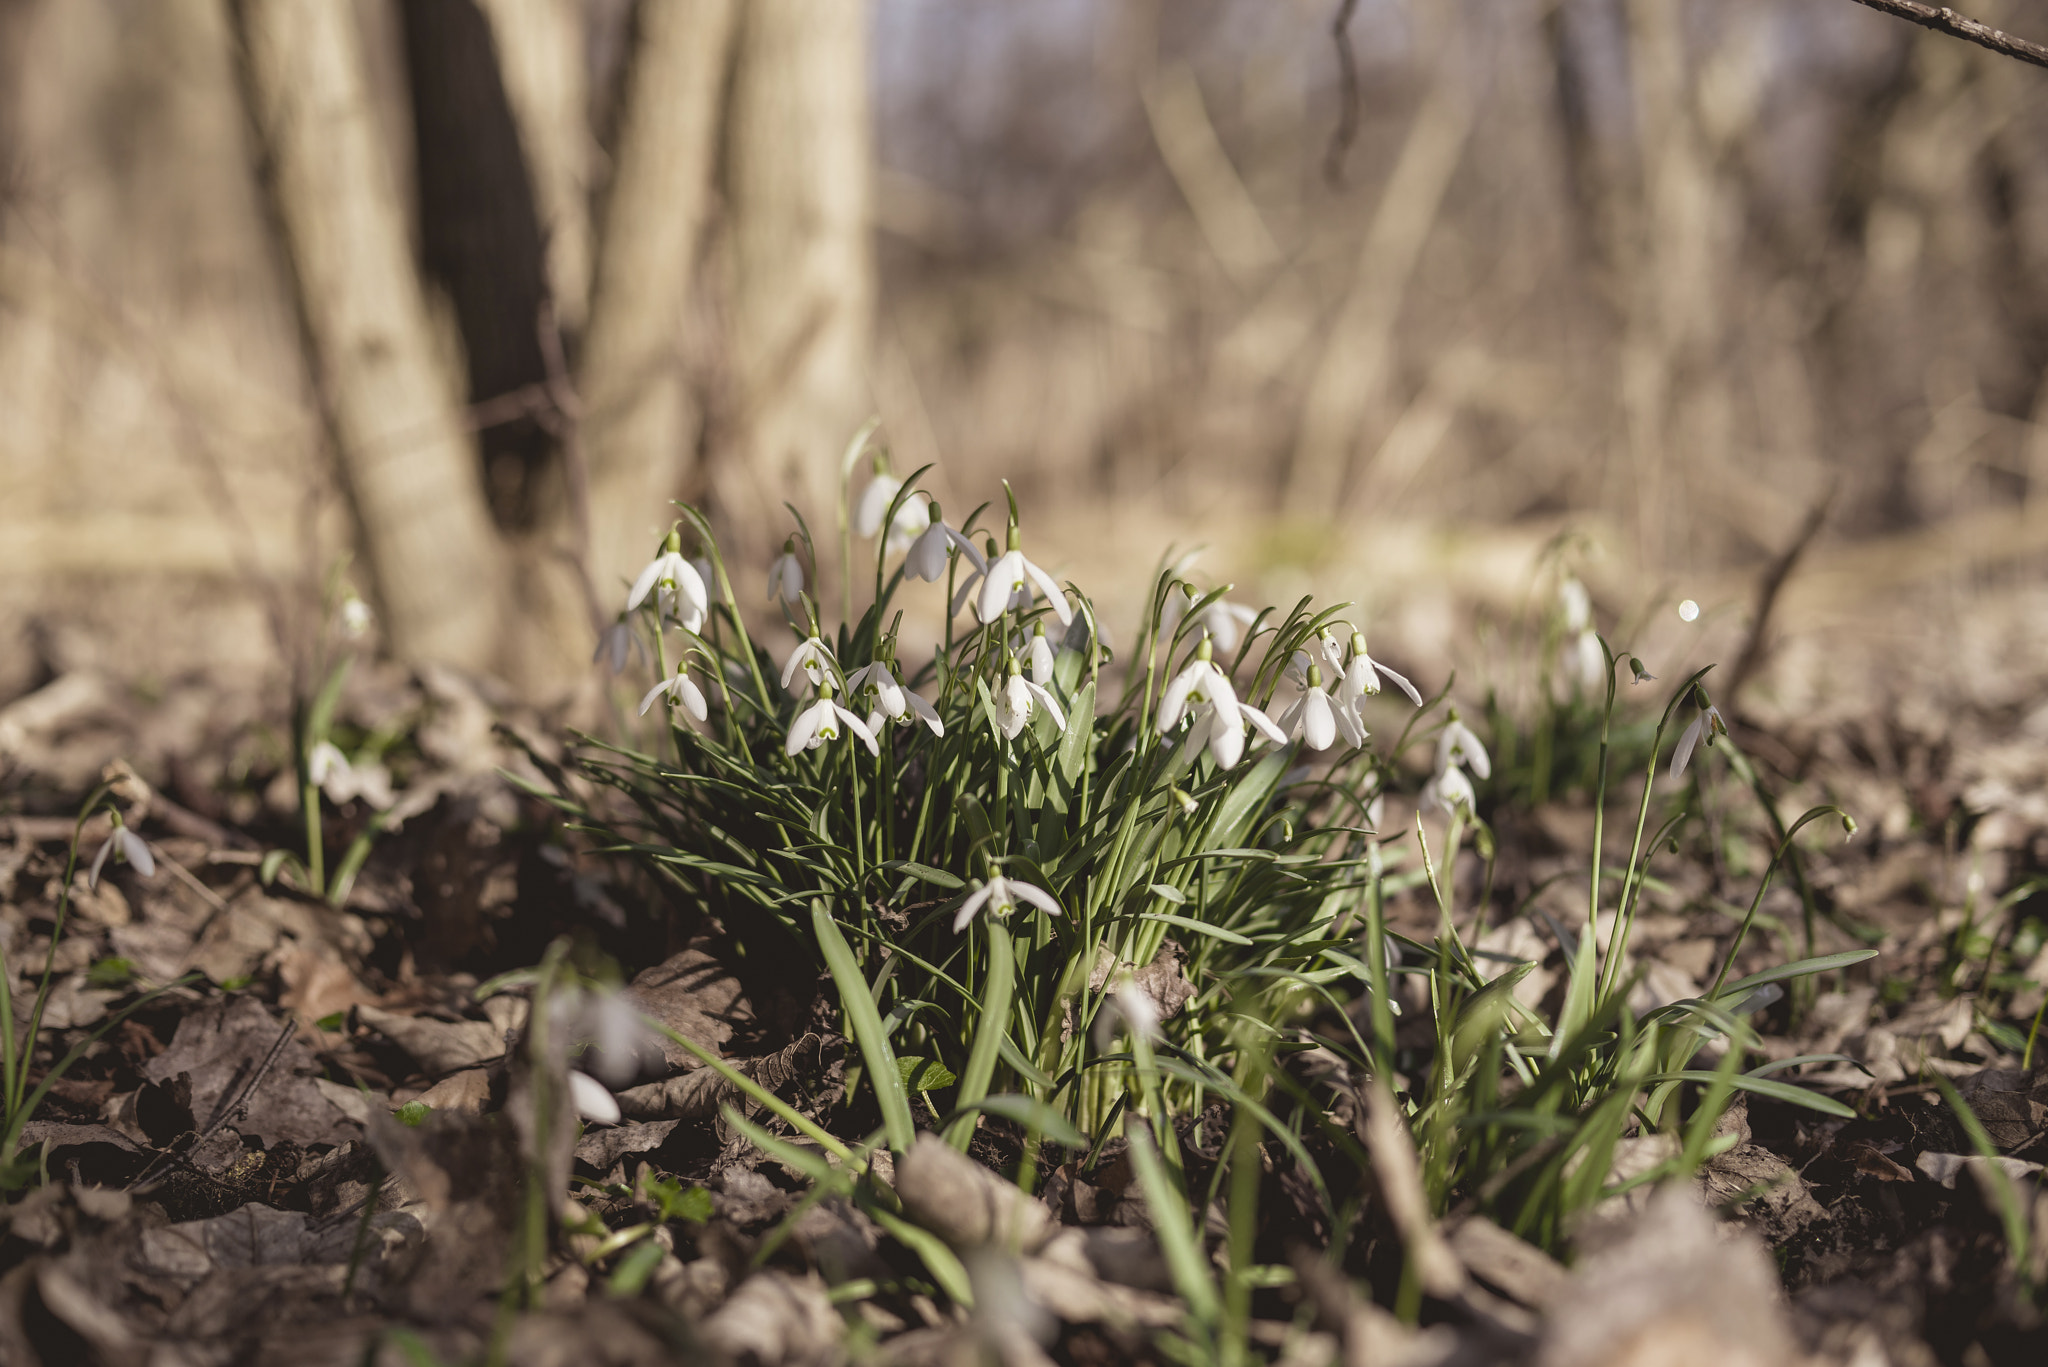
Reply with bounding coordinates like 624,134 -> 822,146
1845,0 -> 2048,70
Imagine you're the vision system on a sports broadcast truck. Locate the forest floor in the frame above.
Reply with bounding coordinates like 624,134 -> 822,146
3,574 -> 2048,1367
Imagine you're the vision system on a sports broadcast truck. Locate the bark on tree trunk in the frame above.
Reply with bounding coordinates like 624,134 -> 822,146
578,0 -> 737,612
721,0 -> 876,563
232,0 -> 502,673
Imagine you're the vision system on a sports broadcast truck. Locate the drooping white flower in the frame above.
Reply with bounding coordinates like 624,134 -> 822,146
1559,577 -> 1592,633
845,659 -> 944,737
904,502 -> 987,584
592,617 -> 648,675
1184,697 -> 1287,770
638,663 -> 709,721
1335,630 -> 1423,708
976,533 -> 1072,627
952,873 -> 1063,933
1670,701 -> 1728,780
855,474 -> 932,552
766,541 -> 804,605
560,985 -> 661,1087
1280,664 -> 1360,751
1437,714 -> 1492,780
991,662 -> 1067,740
780,636 -> 837,694
1567,630 -> 1606,691
785,690 -> 881,757
1420,762 -> 1476,815
1093,976 -> 1163,1051
1028,625 -> 1057,686
88,822 -> 154,889
1156,644 -> 1240,737
339,596 -> 373,639
625,536 -> 709,634
1162,585 -> 1259,653
306,742 -> 396,809
567,1069 -> 621,1126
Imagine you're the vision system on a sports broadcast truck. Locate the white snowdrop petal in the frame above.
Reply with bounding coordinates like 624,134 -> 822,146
1010,881 -> 1063,916
677,677 -> 709,721
1021,559 -> 1073,626
568,1070 -> 621,1126
907,691 -> 944,737
637,681 -> 668,716
1377,661 -> 1424,708
1671,714 -> 1704,779
1303,691 -> 1336,751
625,558 -> 664,612
1242,703 -> 1288,746
954,884 -> 995,933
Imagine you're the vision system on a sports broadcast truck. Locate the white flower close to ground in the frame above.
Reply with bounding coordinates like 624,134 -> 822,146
625,544 -> 709,634
1335,629 -> 1424,708
1437,714 -> 1492,780
977,543 -> 1072,627
1280,664 -> 1360,751
1421,761 -> 1476,815
991,663 -> 1067,740
785,692 -> 881,757
766,543 -> 804,605
781,636 -> 837,694
307,741 -> 395,809
88,822 -> 154,889
566,1069 -> 621,1126
638,664 -> 709,721
1670,701 -> 1728,779
847,661 -> 945,738
1184,697 -> 1288,770
904,502 -> 986,584
855,474 -> 932,552
952,873 -> 1062,932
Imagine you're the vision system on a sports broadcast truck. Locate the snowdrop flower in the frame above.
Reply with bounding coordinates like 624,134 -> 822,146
1436,713 -> 1491,780
1420,762 -> 1476,815
780,635 -> 837,694
1162,584 -> 1259,653
1027,623 -> 1057,687
1334,630 -> 1423,708
306,742 -> 397,808
855,473 -> 931,552
766,539 -> 804,605
1670,698 -> 1728,779
953,872 -> 1062,933
87,819 -> 154,889
1280,664 -> 1361,751
592,616 -> 647,675
1567,630 -> 1606,691
1184,696 -> 1287,770
1628,657 -> 1657,685
638,662 -> 709,721
1559,577 -> 1592,633
904,502 -> 986,584
625,531 -> 709,634
567,1069 -> 621,1126
338,595 -> 373,639
976,530 -> 1072,627
992,658 -> 1066,740
561,985 -> 660,1087
785,685 -> 881,758
1157,638 -> 1239,731
1093,977 -> 1162,1050
846,659 -> 943,737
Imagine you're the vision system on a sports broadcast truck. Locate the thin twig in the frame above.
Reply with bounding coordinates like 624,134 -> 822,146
1322,0 -> 1362,185
1728,493 -> 1832,702
129,1016 -> 298,1192
1846,0 -> 2048,70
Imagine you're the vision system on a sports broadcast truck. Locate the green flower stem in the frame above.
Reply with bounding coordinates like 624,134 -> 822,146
945,917 -> 1015,1151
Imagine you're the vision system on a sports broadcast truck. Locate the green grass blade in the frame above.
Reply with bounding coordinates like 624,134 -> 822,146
1128,1121 -> 1220,1325
813,900 -> 917,1153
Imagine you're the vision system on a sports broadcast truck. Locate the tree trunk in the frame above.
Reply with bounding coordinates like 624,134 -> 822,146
232,0 -> 502,672
578,0 -> 737,612
720,0 -> 876,563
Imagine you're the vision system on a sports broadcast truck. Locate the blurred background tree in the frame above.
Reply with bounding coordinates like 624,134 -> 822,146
3,0 -> 2046,709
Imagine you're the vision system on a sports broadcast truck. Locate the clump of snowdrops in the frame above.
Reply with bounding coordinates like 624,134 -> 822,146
538,440 -> 1871,1355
